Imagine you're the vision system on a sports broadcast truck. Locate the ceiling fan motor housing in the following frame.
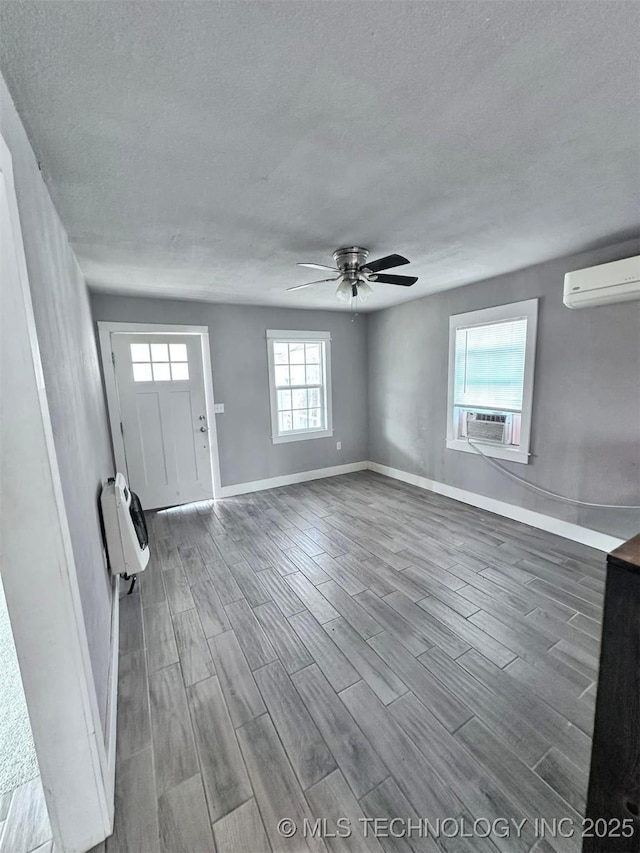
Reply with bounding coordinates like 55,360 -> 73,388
333,247 -> 369,275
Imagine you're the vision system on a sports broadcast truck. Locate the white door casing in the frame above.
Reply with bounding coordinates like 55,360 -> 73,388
99,324 -> 220,509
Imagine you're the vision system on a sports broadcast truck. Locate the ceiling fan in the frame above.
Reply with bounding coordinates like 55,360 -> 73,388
288,247 -> 418,302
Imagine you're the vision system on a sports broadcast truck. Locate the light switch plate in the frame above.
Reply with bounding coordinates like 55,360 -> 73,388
213,403 -> 225,414
336,441 -> 342,450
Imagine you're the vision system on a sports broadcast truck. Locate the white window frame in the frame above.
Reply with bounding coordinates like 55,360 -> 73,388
267,329 -> 333,444
446,299 -> 538,465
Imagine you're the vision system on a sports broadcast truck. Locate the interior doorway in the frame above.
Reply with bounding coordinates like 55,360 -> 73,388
98,323 -> 221,509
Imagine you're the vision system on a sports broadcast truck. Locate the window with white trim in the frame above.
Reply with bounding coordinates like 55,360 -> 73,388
446,299 -> 538,464
267,330 -> 333,444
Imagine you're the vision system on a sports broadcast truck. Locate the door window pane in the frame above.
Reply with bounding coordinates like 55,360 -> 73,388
133,362 -> 153,382
150,343 -> 169,362
169,343 -> 188,362
152,362 -> 171,381
170,362 -> 189,381
130,343 -> 150,362
130,339 -> 192,382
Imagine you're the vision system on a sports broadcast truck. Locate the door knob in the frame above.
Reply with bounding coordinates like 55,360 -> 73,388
200,426 -> 208,433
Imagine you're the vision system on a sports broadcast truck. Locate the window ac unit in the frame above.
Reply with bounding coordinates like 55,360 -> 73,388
466,411 -> 513,445
563,255 -> 640,309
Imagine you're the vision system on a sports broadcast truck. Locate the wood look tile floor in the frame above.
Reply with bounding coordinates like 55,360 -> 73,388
109,471 -> 603,853
0,777 -> 52,853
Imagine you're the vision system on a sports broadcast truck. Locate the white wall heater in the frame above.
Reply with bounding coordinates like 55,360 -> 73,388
101,473 -> 150,594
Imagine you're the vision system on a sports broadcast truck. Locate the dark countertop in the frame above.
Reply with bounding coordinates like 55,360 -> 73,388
609,534 -> 640,574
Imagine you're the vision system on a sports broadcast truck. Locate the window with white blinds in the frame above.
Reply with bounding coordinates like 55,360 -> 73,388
447,299 -> 538,464
454,318 -> 527,412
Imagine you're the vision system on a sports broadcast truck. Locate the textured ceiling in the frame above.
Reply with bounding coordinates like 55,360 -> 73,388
1,1 -> 638,312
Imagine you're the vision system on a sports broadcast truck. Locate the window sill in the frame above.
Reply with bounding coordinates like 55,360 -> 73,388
446,438 -> 530,464
272,428 -> 334,445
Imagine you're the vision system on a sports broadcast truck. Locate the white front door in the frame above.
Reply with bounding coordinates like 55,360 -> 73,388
110,333 -> 214,509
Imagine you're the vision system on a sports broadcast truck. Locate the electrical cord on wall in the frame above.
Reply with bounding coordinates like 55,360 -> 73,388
466,439 -> 640,509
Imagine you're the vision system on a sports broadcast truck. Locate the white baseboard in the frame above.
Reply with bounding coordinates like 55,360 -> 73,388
217,460 -> 369,498
215,457 -> 622,552
103,574 -> 120,830
368,461 -> 624,554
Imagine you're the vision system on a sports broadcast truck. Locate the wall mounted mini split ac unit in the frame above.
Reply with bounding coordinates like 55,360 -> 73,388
466,411 -> 513,445
563,255 -> 640,309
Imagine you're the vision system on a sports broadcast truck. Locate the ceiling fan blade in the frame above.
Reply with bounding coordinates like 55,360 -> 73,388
297,262 -> 341,272
287,276 -> 340,291
363,254 -> 410,273
373,274 -> 418,287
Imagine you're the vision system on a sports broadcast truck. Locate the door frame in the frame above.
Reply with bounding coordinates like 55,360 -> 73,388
1,133 -> 111,851
97,321 -> 222,500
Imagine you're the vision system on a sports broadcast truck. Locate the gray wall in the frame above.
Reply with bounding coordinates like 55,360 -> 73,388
368,238 -> 640,540
1,78 -> 114,731
90,295 -> 369,487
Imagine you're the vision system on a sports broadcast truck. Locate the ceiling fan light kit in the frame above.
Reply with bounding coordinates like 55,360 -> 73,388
336,279 -> 353,302
291,246 -> 418,304
357,280 -> 373,301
